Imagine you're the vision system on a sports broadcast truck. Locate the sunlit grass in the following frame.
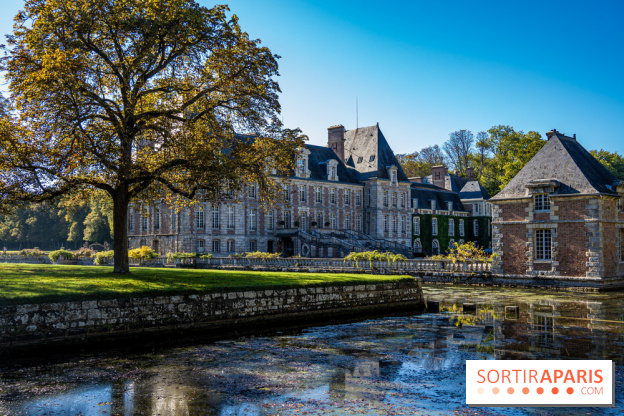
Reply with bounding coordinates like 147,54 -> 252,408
0,263 -> 412,306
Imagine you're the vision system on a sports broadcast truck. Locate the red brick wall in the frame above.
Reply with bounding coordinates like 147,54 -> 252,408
500,202 -> 527,222
501,224 -> 527,274
555,222 -> 588,276
556,199 -> 586,220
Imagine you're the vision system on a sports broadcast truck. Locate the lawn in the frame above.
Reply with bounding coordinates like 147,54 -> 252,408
0,263 -> 412,306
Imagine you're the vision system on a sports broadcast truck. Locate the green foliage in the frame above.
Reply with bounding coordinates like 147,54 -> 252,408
590,149 -> 624,180
245,251 -> 281,259
396,145 -> 445,178
431,241 -> 494,263
73,247 -> 93,258
49,249 -> 74,262
94,250 -> 114,265
344,250 -> 407,268
128,246 -> 157,260
165,252 -> 212,262
18,248 -> 45,257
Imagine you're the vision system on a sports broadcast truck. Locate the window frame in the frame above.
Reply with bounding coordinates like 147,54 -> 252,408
534,229 -> 552,261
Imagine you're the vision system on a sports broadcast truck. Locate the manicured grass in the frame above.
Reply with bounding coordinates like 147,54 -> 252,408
0,263 -> 412,306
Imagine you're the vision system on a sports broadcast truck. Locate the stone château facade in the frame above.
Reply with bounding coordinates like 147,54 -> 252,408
490,129 -> 624,281
128,124 -> 491,257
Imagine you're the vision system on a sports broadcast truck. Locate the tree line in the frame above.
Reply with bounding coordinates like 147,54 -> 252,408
397,126 -> 624,196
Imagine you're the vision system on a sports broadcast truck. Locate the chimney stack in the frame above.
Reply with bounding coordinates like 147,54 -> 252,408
327,125 -> 346,162
466,167 -> 474,181
431,165 -> 448,189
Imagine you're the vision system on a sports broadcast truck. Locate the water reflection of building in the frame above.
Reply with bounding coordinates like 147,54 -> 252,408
429,296 -> 611,361
330,359 -> 401,401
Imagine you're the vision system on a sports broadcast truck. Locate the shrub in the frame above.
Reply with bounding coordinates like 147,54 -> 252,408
165,252 -> 213,262
73,247 -> 93,258
19,248 -> 45,257
128,246 -> 157,260
94,250 -> 114,265
431,241 -> 494,263
49,249 -> 74,262
343,250 -> 407,268
245,251 -> 281,259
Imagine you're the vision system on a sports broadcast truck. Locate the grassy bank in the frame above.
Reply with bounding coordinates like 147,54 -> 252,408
0,264 -> 412,306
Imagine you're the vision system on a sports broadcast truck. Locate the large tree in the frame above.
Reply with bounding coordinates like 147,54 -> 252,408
0,0 -> 304,272
443,129 -> 474,175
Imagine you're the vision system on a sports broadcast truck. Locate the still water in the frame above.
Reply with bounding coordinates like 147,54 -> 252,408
1,285 -> 624,415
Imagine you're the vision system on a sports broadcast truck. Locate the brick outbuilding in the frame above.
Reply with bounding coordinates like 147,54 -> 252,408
490,130 -> 624,285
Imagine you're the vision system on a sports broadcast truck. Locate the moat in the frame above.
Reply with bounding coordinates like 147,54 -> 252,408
1,285 -> 623,415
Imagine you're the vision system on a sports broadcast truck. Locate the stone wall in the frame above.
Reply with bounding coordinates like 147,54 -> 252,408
0,279 -> 423,350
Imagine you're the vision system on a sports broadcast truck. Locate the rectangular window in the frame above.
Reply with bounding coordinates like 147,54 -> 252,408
384,215 -> 389,233
355,215 -> 362,232
316,212 -> 323,229
392,215 -> 398,233
330,213 -> 337,230
227,206 -> 235,229
249,209 -> 257,231
356,190 -> 362,206
392,192 -> 397,207
315,187 -> 322,203
283,184 -> 290,202
534,194 -> 550,211
459,219 -> 465,237
249,240 -> 257,252
432,218 -> 438,236
128,210 -> 134,232
431,200 -> 436,211
142,215 -> 148,231
154,207 -> 160,230
401,216 -> 406,234
367,189 -> 371,206
330,188 -> 336,204
248,183 -> 256,198
284,211 -> 291,228
383,191 -> 389,207
345,213 -> 351,230
400,193 -> 406,208
212,240 -> 220,253
329,166 -> 336,179
345,190 -> 350,205
300,212 -> 308,232
474,219 -> 479,236
197,239 -> 205,253
267,210 -> 275,231
297,158 -> 306,175
391,171 -> 397,184
227,240 -> 235,252
299,185 -> 306,202
449,219 -> 455,236
211,205 -> 220,229
411,198 -> 418,209
447,202 -> 453,211
535,229 -> 552,260
475,204 -> 480,215
196,208 -> 205,229
413,217 -> 420,235
171,209 -> 176,231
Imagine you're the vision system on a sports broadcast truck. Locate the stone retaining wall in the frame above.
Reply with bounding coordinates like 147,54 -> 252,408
0,279 -> 423,350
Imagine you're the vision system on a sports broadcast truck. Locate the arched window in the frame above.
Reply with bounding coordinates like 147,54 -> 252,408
413,239 -> 422,253
227,239 -> 235,252
432,239 -> 440,255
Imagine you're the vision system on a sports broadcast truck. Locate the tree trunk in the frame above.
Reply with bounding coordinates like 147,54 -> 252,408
112,190 -> 130,273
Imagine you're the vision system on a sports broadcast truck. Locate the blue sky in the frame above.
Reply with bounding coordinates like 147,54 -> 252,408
2,0 -> 623,154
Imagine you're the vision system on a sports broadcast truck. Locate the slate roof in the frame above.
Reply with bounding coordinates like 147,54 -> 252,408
491,131 -> 619,200
306,144 -> 361,184
343,124 -> 410,182
410,182 -> 466,212
459,181 -> 491,200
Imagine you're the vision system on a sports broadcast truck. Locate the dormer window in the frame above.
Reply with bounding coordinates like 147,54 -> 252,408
369,155 -> 375,162
357,156 -> 363,163
330,166 -> 336,178
391,171 -> 397,184
534,194 -> 550,211
447,202 -> 453,211
327,159 -> 339,181
296,148 -> 311,178
431,200 -> 436,211
297,158 -> 306,175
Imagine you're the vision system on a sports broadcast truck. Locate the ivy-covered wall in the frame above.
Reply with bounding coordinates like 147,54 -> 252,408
412,214 -> 492,255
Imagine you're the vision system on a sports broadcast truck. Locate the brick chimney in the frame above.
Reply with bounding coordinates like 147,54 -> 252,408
431,165 -> 448,189
327,125 -> 346,162
466,167 -> 474,181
